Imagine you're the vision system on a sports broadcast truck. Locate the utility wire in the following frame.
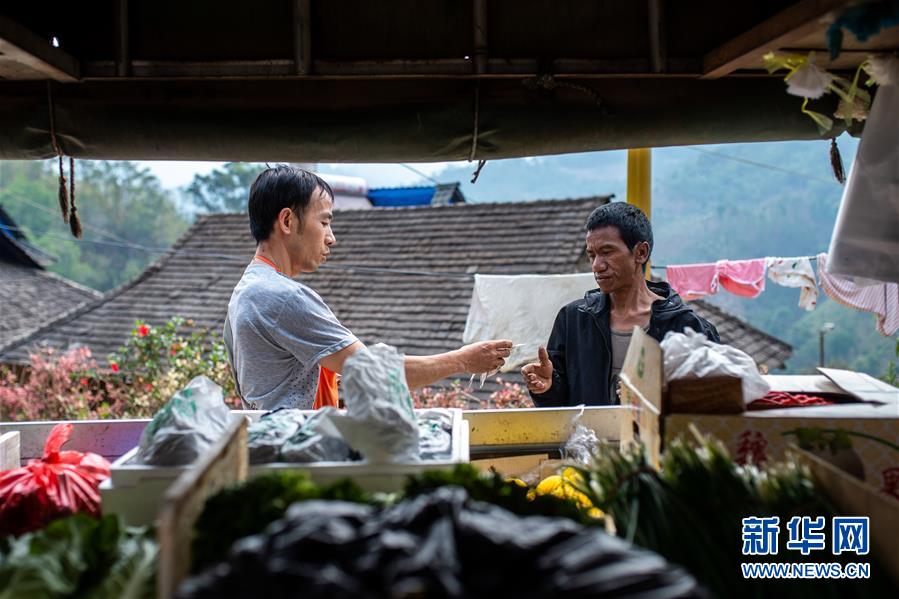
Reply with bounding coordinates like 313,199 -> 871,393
685,146 -> 837,185
398,163 -> 481,203
399,163 -> 441,185
2,223 -> 825,281
0,223 -> 477,279
1,194 -> 134,244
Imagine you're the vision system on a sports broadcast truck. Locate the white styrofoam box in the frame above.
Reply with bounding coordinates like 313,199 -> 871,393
249,408 -> 470,492
100,413 -> 243,526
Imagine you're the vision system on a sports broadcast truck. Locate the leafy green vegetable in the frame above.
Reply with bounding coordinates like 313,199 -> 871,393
0,514 -> 156,599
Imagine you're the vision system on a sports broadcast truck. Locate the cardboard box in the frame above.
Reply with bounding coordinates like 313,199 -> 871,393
797,447 -> 899,586
619,327 -> 899,497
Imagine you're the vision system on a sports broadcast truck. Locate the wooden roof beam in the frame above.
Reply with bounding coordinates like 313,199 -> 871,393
0,14 -> 79,82
701,0 -> 854,79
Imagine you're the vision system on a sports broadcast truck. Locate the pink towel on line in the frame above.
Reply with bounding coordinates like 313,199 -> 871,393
716,259 -> 766,298
665,263 -> 717,300
666,259 -> 766,300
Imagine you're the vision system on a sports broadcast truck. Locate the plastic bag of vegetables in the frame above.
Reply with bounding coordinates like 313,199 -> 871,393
0,423 -> 110,537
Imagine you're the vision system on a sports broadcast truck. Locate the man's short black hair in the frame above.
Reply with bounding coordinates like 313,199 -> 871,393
248,165 -> 334,243
585,202 -> 653,260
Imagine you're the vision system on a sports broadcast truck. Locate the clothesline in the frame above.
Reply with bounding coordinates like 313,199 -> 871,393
649,255 -> 819,270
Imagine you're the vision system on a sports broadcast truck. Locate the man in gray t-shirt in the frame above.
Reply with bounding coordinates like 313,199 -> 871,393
227,263 -> 358,410
226,165 -> 512,411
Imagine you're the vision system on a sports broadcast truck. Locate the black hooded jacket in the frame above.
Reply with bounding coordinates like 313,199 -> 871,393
530,280 -> 720,407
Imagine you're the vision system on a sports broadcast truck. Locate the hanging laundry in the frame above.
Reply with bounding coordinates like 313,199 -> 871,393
666,259 -> 766,300
766,256 -> 819,310
716,259 -> 767,298
817,253 -> 899,336
463,272 -> 596,371
665,263 -> 717,300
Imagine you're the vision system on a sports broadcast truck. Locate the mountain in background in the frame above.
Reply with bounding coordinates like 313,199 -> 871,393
429,136 -> 896,377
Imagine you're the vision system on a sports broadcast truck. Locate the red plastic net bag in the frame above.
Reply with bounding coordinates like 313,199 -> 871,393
0,423 -> 110,537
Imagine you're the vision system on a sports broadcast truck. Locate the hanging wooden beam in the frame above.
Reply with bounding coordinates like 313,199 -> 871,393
648,0 -> 666,73
473,0 -> 488,74
80,57 -> 702,79
115,0 -> 130,77
0,14 -> 79,82
293,0 -> 312,75
701,0 -> 854,79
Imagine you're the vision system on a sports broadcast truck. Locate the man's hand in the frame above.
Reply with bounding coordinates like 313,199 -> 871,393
521,347 -> 553,394
457,340 -> 513,373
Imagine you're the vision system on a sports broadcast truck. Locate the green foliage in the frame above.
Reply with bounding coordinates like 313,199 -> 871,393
883,337 -> 899,386
107,317 -> 239,414
0,316 -> 239,421
0,514 -> 156,599
0,160 -> 188,292
183,162 -> 265,213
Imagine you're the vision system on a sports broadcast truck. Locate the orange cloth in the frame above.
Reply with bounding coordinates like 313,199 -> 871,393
314,367 -> 339,409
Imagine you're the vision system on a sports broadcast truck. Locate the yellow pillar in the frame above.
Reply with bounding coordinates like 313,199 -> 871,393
627,148 -> 652,278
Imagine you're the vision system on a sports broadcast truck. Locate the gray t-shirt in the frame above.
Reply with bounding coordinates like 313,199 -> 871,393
225,263 -> 358,411
609,324 -> 649,402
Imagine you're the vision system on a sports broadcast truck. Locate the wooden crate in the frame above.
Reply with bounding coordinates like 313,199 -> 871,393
796,447 -> 899,587
156,416 -> 248,599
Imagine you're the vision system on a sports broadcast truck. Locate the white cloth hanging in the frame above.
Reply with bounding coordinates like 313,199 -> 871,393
766,256 -> 819,310
826,77 -> 899,284
463,273 -> 596,372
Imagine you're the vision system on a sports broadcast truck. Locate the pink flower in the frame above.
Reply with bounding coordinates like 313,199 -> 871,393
110,362 -> 120,373
80,377 -> 89,387
137,325 -> 150,337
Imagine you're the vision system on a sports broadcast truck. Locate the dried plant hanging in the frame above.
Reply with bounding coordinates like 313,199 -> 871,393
764,52 -> 872,134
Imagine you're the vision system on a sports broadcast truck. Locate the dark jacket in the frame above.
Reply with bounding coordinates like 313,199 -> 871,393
530,281 -> 720,407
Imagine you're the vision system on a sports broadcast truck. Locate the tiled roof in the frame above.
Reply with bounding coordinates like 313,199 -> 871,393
0,261 -> 101,349
0,204 -> 102,350
0,197 -> 792,384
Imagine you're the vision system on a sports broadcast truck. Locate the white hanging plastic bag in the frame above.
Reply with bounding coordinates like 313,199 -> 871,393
562,407 -> 600,464
661,329 -> 770,403
321,343 -> 420,463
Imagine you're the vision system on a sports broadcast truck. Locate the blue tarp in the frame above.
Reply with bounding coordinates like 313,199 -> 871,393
367,186 -> 434,207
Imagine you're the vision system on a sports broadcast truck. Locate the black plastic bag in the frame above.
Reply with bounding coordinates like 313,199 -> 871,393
178,487 -> 705,598
247,409 -> 306,464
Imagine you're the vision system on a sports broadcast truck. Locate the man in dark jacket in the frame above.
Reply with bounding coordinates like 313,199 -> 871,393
521,203 -> 719,407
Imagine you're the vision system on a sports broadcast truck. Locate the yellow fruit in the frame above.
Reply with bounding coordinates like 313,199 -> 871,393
561,467 -> 582,482
531,470 -> 604,518
505,477 -> 528,488
535,475 -> 564,496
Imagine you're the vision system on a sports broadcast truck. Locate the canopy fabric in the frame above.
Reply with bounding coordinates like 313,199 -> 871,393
0,78 -> 842,161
